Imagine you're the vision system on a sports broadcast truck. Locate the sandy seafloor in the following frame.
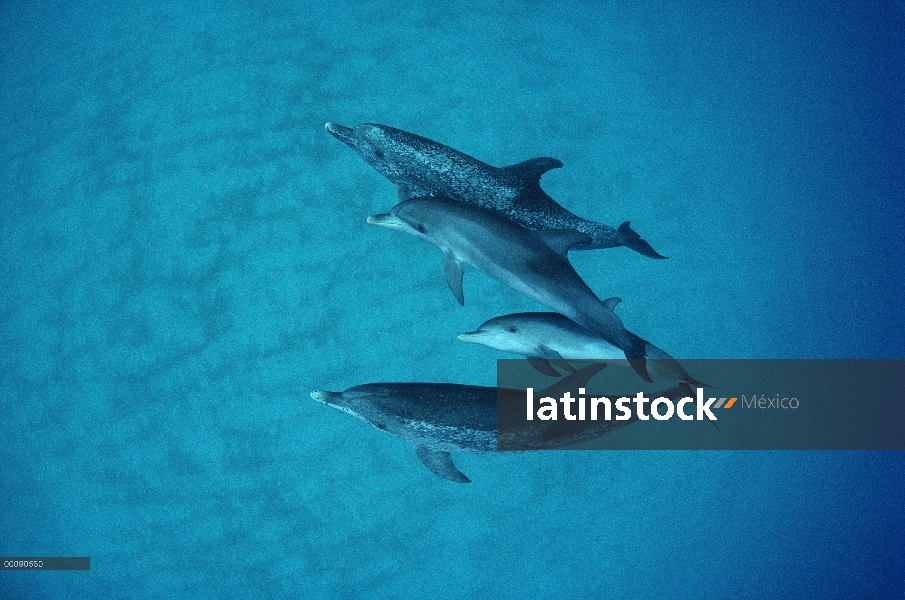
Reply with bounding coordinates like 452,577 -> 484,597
1,0 -> 903,598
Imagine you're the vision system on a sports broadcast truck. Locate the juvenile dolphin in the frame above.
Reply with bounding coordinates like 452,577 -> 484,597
458,311 -> 706,386
367,196 -> 653,382
311,364 -> 691,482
326,122 -> 665,258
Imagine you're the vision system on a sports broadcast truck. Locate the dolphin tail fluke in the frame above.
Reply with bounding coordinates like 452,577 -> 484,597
686,375 -> 709,388
643,342 -> 709,387
415,446 -> 471,483
628,358 -> 652,383
618,221 -> 667,259
624,332 -> 653,382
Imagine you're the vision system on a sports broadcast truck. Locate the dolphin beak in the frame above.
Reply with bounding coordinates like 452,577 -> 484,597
325,122 -> 355,144
457,330 -> 488,343
367,213 -> 409,232
310,390 -> 331,404
311,390 -> 367,421
311,390 -> 345,409
310,390 -> 345,406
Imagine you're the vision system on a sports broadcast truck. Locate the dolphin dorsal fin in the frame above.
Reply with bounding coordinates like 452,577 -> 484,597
603,297 -> 622,310
503,157 -> 563,183
536,230 -> 593,256
415,446 -> 471,483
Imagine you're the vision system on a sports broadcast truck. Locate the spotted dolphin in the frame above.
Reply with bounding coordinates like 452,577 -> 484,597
311,364 -> 690,482
326,122 -> 665,258
367,196 -> 654,382
458,311 -> 706,386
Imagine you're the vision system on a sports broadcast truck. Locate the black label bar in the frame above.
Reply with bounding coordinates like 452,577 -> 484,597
1,557 -> 90,570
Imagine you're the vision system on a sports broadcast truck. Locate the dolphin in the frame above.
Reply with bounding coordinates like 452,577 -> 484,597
367,196 -> 654,382
326,122 -> 665,258
310,364 -> 692,482
458,311 -> 706,386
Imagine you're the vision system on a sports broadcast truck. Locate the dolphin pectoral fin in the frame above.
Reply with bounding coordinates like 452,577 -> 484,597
415,446 -> 471,483
535,230 -> 594,256
535,345 -> 577,373
551,359 -> 578,373
617,221 -> 667,259
504,157 -> 564,182
443,252 -> 465,306
538,362 -> 608,399
528,357 -> 562,377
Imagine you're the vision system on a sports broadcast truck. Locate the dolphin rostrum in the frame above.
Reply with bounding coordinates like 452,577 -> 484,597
367,196 -> 654,382
310,364 -> 691,482
458,311 -> 706,386
326,122 -> 665,258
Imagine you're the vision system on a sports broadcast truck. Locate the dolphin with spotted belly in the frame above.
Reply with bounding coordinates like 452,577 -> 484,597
367,196 -> 654,382
311,364 -> 691,482
458,311 -> 706,386
326,122 -> 665,258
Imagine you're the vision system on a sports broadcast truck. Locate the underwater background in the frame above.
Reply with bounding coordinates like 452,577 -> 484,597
1,0 -> 903,598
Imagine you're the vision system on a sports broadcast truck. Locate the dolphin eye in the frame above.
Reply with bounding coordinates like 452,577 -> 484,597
507,326 -> 517,333
416,224 -> 427,233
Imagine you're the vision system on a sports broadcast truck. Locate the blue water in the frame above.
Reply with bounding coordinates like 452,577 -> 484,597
1,0 -> 903,598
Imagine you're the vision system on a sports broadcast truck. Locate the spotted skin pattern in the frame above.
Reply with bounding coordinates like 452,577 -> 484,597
326,122 -> 665,258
